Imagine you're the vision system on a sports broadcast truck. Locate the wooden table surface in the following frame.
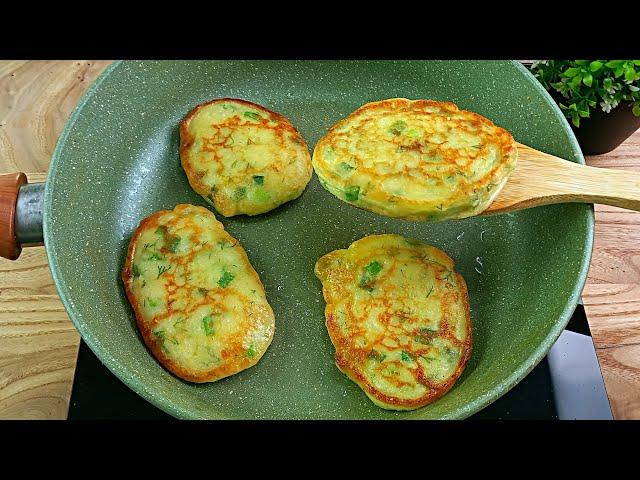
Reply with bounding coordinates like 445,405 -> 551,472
1,60 -> 639,419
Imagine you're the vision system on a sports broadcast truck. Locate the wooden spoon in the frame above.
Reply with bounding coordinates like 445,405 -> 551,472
484,143 -> 640,215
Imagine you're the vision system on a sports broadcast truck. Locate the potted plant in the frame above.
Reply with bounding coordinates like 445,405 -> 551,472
530,60 -> 640,155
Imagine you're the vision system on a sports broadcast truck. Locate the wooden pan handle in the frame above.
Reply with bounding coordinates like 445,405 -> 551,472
0,173 -> 28,260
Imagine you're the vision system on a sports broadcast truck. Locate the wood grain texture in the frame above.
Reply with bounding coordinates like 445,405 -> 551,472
0,60 -> 112,172
0,60 -> 638,419
0,61 -> 110,419
486,142 -> 640,214
583,128 -> 640,419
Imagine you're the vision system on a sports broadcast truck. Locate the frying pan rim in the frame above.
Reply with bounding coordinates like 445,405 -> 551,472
43,60 -> 595,419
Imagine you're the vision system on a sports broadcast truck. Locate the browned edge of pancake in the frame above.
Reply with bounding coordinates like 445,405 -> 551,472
121,204 -> 274,383
179,98 -> 311,217
318,237 -> 473,409
313,98 -> 517,220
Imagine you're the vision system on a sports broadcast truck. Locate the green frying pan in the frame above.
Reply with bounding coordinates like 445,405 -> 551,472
1,60 -> 593,419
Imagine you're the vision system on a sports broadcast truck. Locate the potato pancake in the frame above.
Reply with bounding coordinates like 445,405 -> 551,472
122,204 -> 275,382
180,98 -> 312,217
312,98 -> 517,221
315,234 -> 472,410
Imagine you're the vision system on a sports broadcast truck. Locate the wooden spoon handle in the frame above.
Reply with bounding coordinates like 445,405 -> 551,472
0,173 -> 27,260
485,143 -> 640,214
563,163 -> 640,211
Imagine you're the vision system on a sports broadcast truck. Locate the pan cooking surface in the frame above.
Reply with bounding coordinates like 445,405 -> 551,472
44,61 -> 593,418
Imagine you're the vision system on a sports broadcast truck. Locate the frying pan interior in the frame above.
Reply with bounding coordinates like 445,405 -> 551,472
44,61 -> 593,419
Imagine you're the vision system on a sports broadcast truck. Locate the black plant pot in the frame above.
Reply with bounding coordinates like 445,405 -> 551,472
550,91 -> 640,155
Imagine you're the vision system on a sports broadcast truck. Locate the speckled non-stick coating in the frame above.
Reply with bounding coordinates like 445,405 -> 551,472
44,61 -> 593,419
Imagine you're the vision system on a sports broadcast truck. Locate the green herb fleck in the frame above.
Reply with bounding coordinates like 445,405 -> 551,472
202,315 -> 215,336
173,317 -> 184,327
234,186 -> 247,200
368,350 -> 387,362
359,260 -> 383,290
426,285 -> 434,298
244,111 -> 262,121
254,188 -> 270,203
218,271 -> 235,288
218,240 -> 235,250
198,288 -> 209,297
147,298 -> 158,307
420,327 -> 438,334
245,346 -> 257,358
148,253 -> 166,261
153,330 -> 176,350
157,265 -> 171,278
442,270 -> 455,286
253,175 -> 264,185
338,162 -> 355,173
132,264 -> 141,278
344,185 -> 360,202
401,351 -> 413,362
365,261 -> 383,276
388,120 -> 407,136
168,236 -> 180,253
415,327 -> 437,344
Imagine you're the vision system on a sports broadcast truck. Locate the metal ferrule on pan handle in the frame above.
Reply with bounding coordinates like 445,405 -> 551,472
0,173 -> 45,260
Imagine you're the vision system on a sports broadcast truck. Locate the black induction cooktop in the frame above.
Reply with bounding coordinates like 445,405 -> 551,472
67,301 -> 613,420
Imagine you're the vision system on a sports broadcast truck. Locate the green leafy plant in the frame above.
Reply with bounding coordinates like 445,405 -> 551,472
530,60 -> 640,127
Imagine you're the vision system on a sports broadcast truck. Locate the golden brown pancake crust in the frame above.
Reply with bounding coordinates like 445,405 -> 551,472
315,234 -> 472,410
312,98 -> 517,221
122,204 -> 275,382
180,98 -> 312,217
